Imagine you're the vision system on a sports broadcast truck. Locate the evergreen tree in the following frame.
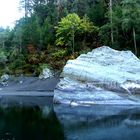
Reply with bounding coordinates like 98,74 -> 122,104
121,0 -> 140,55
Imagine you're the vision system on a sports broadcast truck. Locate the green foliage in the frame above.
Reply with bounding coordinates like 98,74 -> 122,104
99,0 -> 140,53
0,27 -> 10,47
8,54 -> 26,75
99,24 -> 111,45
51,49 -> 67,59
55,13 -> 81,46
0,50 -> 7,63
87,0 -> 107,26
0,50 -> 7,75
1,0 -> 140,75
41,18 -> 55,47
39,63 -> 49,70
9,59 -> 25,70
55,13 -> 98,53
27,54 -> 39,64
80,15 -> 98,33
121,0 -> 140,30
34,63 -> 49,76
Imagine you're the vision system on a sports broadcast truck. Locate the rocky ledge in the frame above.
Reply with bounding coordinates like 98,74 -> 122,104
54,46 -> 140,105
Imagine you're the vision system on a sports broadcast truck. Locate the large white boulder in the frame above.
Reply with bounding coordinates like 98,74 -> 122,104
54,46 -> 140,105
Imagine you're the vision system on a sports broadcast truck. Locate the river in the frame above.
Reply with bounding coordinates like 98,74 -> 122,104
0,95 -> 140,140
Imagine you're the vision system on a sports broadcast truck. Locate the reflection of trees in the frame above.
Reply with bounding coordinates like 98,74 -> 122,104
0,106 -> 65,140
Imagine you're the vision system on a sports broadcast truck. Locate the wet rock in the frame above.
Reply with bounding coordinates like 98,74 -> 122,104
54,46 -> 140,105
39,68 -> 53,79
0,74 -> 10,86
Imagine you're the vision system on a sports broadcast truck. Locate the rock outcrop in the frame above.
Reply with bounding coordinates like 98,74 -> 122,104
39,68 -> 53,79
54,46 -> 140,105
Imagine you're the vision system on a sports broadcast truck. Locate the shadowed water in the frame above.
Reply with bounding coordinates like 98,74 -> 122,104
0,96 -> 65,140
0,96 -> 140,140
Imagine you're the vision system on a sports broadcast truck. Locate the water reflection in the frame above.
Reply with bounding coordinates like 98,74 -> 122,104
54,105 -> 140,140
1,96 -> 140,140
0,97 -> 65,140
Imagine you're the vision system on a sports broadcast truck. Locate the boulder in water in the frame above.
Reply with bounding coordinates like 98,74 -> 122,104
54,46 -> 140,105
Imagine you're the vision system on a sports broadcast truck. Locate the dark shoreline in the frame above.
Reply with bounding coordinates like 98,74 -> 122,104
0,77 -> 59,106
0,76 -> 59,94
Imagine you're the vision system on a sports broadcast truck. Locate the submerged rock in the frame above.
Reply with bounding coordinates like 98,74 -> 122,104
54,46 -> 140,105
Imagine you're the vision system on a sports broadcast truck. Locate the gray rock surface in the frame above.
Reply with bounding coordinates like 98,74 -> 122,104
0,74 -> 10,86
54,46 -> 140,105
39,68 -> 53,79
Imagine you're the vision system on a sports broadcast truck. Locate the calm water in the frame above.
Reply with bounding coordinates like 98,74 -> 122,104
0,96 -> 64,140
0,96 -> 140,140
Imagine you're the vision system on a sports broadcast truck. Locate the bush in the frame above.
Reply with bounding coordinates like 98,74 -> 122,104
0,51 -> 7,63
51,49 -> 67,59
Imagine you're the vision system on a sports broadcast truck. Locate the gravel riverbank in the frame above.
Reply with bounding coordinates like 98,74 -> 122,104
0,76 -> 59,96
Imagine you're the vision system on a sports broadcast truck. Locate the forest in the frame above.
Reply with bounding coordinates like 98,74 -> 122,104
0,0 -> 140,76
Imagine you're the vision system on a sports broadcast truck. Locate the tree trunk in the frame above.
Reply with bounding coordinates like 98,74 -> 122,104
19,35 -> 22,53
25,0 -> 28,17
133,27 -> 137,55
72,30 -> 75,55
56,0 -> 61,21
2,41 -> 5,48
109,0 -> 114,45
